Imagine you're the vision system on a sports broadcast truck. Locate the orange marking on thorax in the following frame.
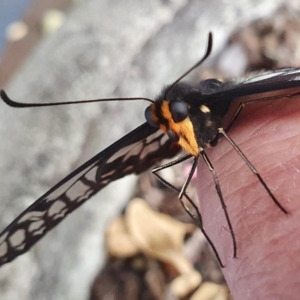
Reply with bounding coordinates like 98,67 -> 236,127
160,101 -> 199,156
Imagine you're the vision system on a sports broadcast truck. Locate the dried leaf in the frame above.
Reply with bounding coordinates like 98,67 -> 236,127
170,270 -> 202,298
106,217 -> 140,258
190,282 -> 228,300
126,198 -> 194,274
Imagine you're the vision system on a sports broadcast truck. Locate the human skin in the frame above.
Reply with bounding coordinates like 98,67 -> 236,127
196,96 -> 300,300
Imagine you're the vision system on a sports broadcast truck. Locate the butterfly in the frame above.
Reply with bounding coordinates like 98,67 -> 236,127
0,32 -> 299,268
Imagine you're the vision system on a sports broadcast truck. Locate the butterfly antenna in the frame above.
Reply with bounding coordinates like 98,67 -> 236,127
163,32 -> 213,100
0,90 -> 154,108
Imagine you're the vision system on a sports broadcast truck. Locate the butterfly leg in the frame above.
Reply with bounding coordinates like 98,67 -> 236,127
200,148 -> 237,259
153,155 -> 200,225
210,93 -> 294,214
226,90 -> 300,134
152,154 -> 225,267
152,154 -> 197,223
218,128 -> 288,214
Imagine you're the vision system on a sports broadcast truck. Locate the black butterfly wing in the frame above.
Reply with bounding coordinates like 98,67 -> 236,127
0,122 -> 180,266
205,68 -> 300,100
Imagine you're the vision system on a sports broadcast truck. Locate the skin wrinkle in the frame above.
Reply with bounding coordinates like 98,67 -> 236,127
218,122 -> 300,195
237,195 -> 273,245
291,141 -> 300,156
235,251 -> 297,297
265,293 -> 298,300
198,157 -> 250,227
198,147 -> 261,229
196,96 -> 300,299
237,135 -> 288,189
240,254 -> 297,298
236,269 -> 274,284
204,143 -> 243,181
209,146 -> 263,200
226,127 -> 295,160
270,120 -> 298,141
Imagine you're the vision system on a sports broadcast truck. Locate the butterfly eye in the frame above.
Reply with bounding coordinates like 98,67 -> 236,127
145,106 -> 159,127
169,99 -> 188,123
167,129 -> 180,143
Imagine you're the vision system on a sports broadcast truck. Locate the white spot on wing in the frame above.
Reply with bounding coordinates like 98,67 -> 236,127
45,161 -> 98,202
100,179 -> 109,186
85,166 -> 98,182
9,230 -> 25,248
140,141 -> 159,160
200,105 -> 210,113
28,220 -> 45,233
123,165 -> 134,173
0,232 -> 9,244
66,180 -> 90,202
145,130 -> 165,144
31,226 -> 47,236
101,169 -> 116,179
0,242 -> 8,257
123,142 -> 143,162
48,200 -> 67,217
75,189 -> 95,203
18,211 -> 46,224
140,132 -> 167,160
106,141 -> 140,163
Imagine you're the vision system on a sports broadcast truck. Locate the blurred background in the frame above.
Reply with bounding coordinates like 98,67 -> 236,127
0,0 -> 300,299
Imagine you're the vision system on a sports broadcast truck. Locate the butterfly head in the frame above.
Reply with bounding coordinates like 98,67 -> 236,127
145,98 -> 199,156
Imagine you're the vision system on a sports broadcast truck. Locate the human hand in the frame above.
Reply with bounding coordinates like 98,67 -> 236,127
197,97 -> 300,299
